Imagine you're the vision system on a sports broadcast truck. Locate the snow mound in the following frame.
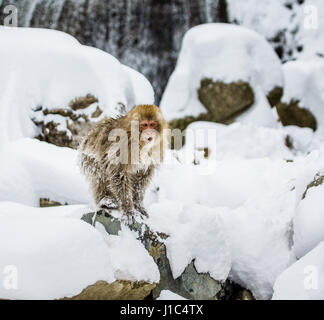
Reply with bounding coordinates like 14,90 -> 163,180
0,138 -> 90,206
0,214 -> 114,300
0,202 -> 159,299
160,23 -> 283,126
221,186 -> 296,300
147,201 -> 231,281
294,181 -> 324,259
273,241 -> 324,300
95,223 -> 160,283
185,121 -> 293,161
0,26 -> 154,146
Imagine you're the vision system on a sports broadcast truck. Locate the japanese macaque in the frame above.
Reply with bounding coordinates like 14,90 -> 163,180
79,104 -> 169,224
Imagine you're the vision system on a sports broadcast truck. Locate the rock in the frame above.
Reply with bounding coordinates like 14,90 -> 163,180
169,79 -> 254,132
82,210 -> 240,300
33,94 -> 103,149
198,79 -> 255,123
235,289 -> 255,300
267,86 -> 283,107
69,95 -> 98,111
284,135 -> 294,150
39,198 -> 67,207
63,280 -> 155,300
276,99 -> 317,131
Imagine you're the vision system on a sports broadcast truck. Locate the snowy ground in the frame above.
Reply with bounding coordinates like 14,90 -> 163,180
1,22 -> 324,300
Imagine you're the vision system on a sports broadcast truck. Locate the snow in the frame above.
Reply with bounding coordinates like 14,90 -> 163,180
227,0 -> 324,62
160,23 -> 283,127
0,26 -> 154,147
0,138 -> 90,206
221,186 -> 296,299
95,223 -> 160,283
0,202 -> 159,299
147,202 -> 231,281
0,214 -> 115,300
157,290 -> 187,300
227,0 -> 291,40
185,121 -> 292,161
294,182 -> 324,259
273,241 -> 324,300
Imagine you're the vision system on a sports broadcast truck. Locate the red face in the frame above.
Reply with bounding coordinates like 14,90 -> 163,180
139,120 -> 159,144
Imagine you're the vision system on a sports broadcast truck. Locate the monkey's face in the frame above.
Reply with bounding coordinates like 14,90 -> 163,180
139,120 -> 159,145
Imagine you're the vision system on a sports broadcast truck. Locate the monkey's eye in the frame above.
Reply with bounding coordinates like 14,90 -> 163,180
140,121 -> 149,129
149,121 -> 158,129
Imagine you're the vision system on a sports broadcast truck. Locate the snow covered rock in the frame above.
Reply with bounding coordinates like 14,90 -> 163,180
0,27 -> 154,147
161,23 -> 283,129
273,241 -> 324,300
82,208 -> 236,300
276,58 -> 324,131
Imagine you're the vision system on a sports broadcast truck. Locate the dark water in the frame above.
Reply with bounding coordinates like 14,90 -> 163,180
0,0 -> 228,102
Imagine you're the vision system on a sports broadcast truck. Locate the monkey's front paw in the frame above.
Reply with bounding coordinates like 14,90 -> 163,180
121,211 -> 136,226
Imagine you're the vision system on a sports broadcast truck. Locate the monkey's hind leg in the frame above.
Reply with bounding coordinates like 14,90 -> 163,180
92,178 -> 119,211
